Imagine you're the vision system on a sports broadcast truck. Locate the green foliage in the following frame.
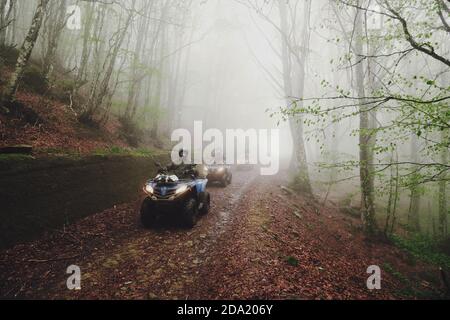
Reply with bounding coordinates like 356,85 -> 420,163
285,256 -> 299,267
132,148 -> 157,157
383,262 -> 409,284
41,147 -> 82,158
93,146 -> 155,158
391,234 -> 450,269
0,154 -> 34,162
59,79 -> 77,92
51,78 -> 77,103
271,1 -> 450,240
94,146 -> 129,156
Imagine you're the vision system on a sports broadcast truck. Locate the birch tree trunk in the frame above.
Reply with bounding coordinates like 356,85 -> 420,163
1,0 -> 50,112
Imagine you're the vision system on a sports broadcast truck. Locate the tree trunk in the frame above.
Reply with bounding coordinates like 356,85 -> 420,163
0,0 -> 7,46
278,0 -> 312,194
82,1 -> 136,121
0,0 -> 11,46
76,1 -> 95,87
1,0 -> 50,112
125,2 -> 152,120
8,0 -> 17,45
167,28 -> 183,132
438,130 -> 449,238
42,0 -> 68,81
176,21 -> 195,129
151,19 -> 168,139
408,133 -> 421,233
355,5 -> 377,236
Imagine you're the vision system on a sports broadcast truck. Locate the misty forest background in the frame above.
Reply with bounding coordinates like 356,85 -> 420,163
0,0 -> 449,244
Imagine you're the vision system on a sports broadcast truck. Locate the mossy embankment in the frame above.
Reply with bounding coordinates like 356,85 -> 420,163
0,152 -> 169,249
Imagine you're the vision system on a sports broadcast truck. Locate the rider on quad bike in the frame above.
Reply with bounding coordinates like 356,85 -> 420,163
140,149 -> 210,228
205,151 -> 232,187
165,149 -> 208,179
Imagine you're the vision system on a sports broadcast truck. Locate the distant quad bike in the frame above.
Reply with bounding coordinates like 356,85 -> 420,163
140,172 -> 210,228
206,165 -> 233,187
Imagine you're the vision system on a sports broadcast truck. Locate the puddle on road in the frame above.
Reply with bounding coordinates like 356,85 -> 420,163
209,174 -> 257,238
230,193 -> 242,205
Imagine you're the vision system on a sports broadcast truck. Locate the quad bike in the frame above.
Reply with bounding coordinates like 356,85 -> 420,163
140,169 -> 210,228
206,165 -> 233,187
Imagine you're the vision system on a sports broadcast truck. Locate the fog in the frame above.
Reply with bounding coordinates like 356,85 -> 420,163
1,0 -> 449,237
178,0 -> 293,162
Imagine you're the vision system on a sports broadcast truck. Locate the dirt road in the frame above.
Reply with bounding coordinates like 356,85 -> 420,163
0,170 -> 442,299
0,170 -> 258,299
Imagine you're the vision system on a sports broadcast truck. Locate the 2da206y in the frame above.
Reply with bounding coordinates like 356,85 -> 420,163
222,304 -> 273,316
178,304 -> 274,318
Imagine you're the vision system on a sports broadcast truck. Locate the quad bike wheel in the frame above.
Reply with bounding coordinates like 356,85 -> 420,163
221,174 -> 232,187
221,178 -> 228,187
183,198 -> 199,228
198,192 -> 211,215
140,198 -> 157,228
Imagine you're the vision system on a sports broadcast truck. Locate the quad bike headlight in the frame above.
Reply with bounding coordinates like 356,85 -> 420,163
175,185 -> 189,195
217,167 -> 225,173
144,184 -> 154,195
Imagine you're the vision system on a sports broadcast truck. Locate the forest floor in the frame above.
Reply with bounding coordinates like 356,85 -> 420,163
0,53 -> 152,156
0,169 -> 446,300
0,86 -> 136,155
